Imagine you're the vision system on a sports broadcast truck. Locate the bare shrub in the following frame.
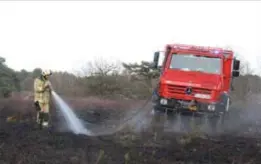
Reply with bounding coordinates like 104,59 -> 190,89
81,57 -> 121,77
5,52 -> 261,107
78,57 -> 149,99
122,61 -> 160,98
49,72 -> 84,96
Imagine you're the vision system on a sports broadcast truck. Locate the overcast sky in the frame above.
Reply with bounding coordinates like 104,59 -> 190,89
0,1 -> 260,74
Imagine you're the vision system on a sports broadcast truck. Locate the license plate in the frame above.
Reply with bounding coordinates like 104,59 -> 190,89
188,106 -> 197,111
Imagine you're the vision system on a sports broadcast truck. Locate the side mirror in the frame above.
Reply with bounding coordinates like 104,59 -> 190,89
152,51 -> 160,69
232,70 -> 240,77
233,59 -> 240,71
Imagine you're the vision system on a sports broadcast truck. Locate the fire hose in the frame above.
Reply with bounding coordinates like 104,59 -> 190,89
86,88 -> 159,135
114,94 -> 154,132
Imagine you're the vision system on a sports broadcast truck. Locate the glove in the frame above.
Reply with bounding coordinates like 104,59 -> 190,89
34,101 -> 41,111
44,81 -> 52,90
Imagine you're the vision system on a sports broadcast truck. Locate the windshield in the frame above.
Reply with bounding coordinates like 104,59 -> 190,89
169,54 -> 221,74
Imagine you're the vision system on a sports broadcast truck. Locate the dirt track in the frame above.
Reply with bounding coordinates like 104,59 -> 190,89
1,98 -> 261,164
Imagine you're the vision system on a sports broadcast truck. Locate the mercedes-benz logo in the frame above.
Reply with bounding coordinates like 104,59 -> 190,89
185,87 -> 192,95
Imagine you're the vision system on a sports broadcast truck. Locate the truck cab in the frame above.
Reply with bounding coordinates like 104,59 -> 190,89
152,44 -> 240,116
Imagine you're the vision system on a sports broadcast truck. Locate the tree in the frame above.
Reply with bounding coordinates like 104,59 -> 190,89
32,68 -> 42,78
122,61 -> 160,94
122,61 -> 160,80
0,57 -> 21,97
79,58 -> 123,97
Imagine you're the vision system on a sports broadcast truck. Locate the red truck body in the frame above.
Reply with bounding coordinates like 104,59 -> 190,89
152,43 -> 240,115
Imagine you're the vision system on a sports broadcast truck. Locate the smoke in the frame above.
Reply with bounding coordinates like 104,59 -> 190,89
50,91 -> 261,137
157,94 -> 261,136
120,105 -> 153,132
80,101 -> 154,136
222,95 -> 261,136
51,91 -> 93,136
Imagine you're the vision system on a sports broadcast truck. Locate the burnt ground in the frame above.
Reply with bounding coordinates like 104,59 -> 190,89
1,98 -> 261,164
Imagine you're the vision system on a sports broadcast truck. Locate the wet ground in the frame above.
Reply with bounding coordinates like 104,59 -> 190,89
1,98 -> 261,164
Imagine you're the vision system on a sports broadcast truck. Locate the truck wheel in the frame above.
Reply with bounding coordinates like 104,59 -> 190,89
208,115 -> 219,133
220,96 -> 230,129
151,106 -> 164,131
215,99 -> 230,133
153,106 -> 166,113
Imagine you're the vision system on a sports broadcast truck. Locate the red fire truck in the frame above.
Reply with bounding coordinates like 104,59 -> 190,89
151,43 -> 240,125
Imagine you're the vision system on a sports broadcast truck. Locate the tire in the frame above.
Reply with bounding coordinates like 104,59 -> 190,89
153,105 -> 167,113
214,97 -> 230,133
151,108 -> 165,133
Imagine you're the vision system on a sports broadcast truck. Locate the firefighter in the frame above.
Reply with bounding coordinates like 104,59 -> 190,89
34,69 -> 53,128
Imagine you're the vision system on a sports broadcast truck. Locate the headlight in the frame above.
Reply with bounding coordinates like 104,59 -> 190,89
194,93 -> 211,99
160,98 -> 168,105
208,104 -> 215,111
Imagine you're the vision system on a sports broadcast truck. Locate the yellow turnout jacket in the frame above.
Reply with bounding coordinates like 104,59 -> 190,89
34,77 -> 51,104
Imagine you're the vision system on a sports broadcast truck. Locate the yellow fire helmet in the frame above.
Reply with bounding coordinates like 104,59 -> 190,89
41,69 -> 52,76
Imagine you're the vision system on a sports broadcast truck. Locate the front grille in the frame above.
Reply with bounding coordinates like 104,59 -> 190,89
167,84 -> 211,95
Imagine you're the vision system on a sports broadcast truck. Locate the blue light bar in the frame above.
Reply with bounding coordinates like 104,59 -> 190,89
213,50 -> 219,54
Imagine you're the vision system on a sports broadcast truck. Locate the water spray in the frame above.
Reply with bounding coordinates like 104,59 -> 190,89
51,91 -> 93,136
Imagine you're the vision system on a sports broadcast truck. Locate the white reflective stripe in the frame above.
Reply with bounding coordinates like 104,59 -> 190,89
42,122 -> 49,126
